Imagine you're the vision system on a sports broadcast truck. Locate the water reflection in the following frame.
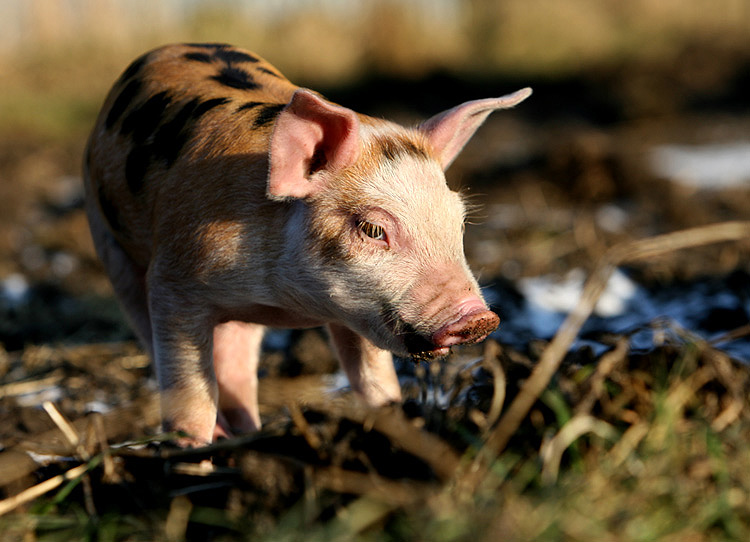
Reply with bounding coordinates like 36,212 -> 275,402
651,142 -> 750,190
489,269 -> 750,362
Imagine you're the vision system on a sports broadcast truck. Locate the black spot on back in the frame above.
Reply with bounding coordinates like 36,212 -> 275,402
118,52 -> 150,85
236,101 -> 263,113
120,91 -> 172,144
124,97 -> 231,194
257,66 -> 282,78
184,52 -> 212,63
253,103 -> 285,128
98,185 -> 122,231
151,98 -> 201,166
157,97 -> 228,162
211,66 -> 259,90
192,97 -> 231,118
125,145 -> 153,194
213,49 -> 259,64
105,78 -> 142,129
184,42 -> 232,49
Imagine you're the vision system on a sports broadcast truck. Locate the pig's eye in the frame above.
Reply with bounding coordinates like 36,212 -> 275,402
357,220 -> 386,241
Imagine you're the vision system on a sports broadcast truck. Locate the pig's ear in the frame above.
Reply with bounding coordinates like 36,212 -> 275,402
418,87 -> 532,170
267,89 -> 360,200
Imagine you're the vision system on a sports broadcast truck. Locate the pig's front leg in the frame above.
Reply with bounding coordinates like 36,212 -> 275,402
149,292 -> 218,446
213,320 -> 264,436
328,323 -> 401,406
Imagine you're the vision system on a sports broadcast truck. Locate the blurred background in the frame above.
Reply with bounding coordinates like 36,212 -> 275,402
2,4 -> 750,537
0,0 -> 749,350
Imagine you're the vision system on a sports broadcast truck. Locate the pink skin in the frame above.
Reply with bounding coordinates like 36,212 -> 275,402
212,321 -> 264,438
328,323 -> 401,406
431,300 -> 500,351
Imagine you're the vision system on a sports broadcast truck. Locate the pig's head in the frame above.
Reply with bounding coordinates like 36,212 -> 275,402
268,88 -> 531,358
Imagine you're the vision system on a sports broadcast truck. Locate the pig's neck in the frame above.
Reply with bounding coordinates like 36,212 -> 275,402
239,199 -> 338,326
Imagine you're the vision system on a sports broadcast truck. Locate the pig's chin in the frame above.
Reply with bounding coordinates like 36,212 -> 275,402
401,333 -> 451,361
408,346 -> 451,362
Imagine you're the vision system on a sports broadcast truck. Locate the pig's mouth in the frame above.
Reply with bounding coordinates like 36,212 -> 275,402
387,319 -> 449,360
409,347 -> 451,362
396,308 -> 500,361
403,334 -> 451,361
378,300 -> 500,361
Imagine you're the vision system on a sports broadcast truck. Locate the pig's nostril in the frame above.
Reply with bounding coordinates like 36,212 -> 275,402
433,310 -> 500,348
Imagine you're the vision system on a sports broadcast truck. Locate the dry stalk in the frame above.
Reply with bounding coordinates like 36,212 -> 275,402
288,401 -> 323,451
42,401 -> 80,450
314,466 -> 436,506
482,341 -> 507,434
608,420 -> 650,469
575,338 -> 630,416
0,370 -> 64,398
540,415 -> 618,484
0,460 -> 95,516
339,404 -> 460,482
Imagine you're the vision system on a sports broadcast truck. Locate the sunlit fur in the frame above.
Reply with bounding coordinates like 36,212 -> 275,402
292,120 -> 481,356
85,43 -> 516,445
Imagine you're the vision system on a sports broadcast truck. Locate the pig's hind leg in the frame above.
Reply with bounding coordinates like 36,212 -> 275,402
86,206 -> 153,354
213,321 -> 264,436
328,323 -> 401,406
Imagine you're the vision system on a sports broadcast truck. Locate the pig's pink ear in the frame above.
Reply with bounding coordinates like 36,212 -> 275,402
418,87 -> 532,170
268,89 -> 360,200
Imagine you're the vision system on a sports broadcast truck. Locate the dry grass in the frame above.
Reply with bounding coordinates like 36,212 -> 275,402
0,223 -> 748,541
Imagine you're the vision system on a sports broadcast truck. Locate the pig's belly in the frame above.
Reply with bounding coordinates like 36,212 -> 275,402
218,304 -> 328,329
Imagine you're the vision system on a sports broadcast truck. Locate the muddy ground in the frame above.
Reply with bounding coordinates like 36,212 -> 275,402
0,48 -> 749,540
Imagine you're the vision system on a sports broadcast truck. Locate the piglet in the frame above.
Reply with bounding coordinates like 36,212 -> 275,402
83,43 -> 531,446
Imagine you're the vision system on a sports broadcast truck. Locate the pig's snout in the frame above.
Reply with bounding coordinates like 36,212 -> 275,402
402,302 -> 500,360
432,307 -> 500,349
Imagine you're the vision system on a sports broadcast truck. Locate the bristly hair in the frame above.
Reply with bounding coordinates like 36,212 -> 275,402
371,134 -> 431,164
458,189 -> 487,225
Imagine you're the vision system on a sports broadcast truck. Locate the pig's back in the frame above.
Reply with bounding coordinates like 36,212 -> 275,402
84,43 -> 299,267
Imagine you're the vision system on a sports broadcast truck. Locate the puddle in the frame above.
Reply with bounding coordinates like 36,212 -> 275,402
651,141 -> 750,190
488,269 -> 750,362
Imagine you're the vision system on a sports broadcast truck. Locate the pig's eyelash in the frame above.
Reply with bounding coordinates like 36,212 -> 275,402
357,219 -> 386,242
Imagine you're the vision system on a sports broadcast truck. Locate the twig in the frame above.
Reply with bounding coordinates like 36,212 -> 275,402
540,415 -> 618,484
709,323 -> 750,347
608,422 -> 649,468
340,405 -> 460,482
288,401 -> 323,451
43,401 -> 80,449
575,338 -> 629,415
481,341 -> 506,435
314,466 -> 436,506
0,370 -> 64,398
91,413 -> 118,483
165,495 -> 192,542
333,495 -> 400,537
42,402 -> 98,516
0,459 -> 98,516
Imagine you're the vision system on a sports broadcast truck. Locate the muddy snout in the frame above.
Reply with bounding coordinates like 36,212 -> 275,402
405,307 -> 500,360
433,308 -> 500,349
